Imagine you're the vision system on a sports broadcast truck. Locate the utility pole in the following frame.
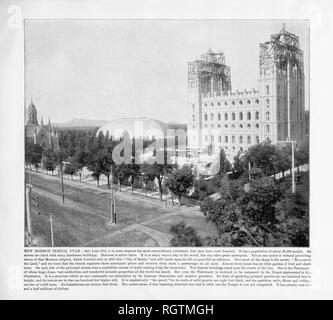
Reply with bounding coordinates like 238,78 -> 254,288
291,140 -> 295,194
287,59 -> 291,141
50,214 -> 54,247
25,184 -> 33,246
60,163 -> 65,204
110,165 -> 116,224
248,162 -> 251,181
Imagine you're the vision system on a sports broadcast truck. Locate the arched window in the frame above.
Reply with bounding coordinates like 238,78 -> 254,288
204,114 -> 208,121
231,124 -> 235,129
211,113 -> 214,121
247,124 -> 251,129
266,125 -> 270,133
255,111 -> 259,120
255,99 -> 259,104
224,113 -> 228,121
247,136 -> 252,144
232,136 -> 235,144
218,113 -> 221,121
232,101 -> 235,106
266,85 -> 270,95
225,136 -> 228,143
239,112 -> 243,120
224,124 -> 228,128
239,124 -> 243,129
239,100 -> 243,105
256,136 -> 260,144
266,98 -> 270,106
239,136 -> 243,144
247,99 -> 251,105
224,101 -> 228,106
192,104 -> 195,111
217,124 -> 221,128
247,112 -> 251,120
217,102 -> 221,107
266,111 -> 270,121
255,124 -> 259,129
192,114 -> 195,122
232,113 -> 235,121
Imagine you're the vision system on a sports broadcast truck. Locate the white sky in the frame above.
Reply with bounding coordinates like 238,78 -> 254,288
25,19 -> 309,124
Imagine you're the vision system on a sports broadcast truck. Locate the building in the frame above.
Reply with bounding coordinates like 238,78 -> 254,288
25,99 -> 59,150
187,24 -> 306,159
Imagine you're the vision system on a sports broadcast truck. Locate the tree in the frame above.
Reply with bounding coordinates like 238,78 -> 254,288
64,162 -> 78,180
295,142 -> 309,172
43,148 -> 57,175
200,176 -> 285,247
25,143 -> 43,171
141,162 -> 173,201
72,147 -> 89,182
166,165 -> 195,205
170,222 -> 202,246
87,150 -> 104,187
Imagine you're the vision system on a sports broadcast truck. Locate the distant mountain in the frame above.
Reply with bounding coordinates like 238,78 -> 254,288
54,118 -> 108,128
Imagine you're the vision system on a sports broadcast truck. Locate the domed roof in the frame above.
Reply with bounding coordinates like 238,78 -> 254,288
97,117 -> 169,139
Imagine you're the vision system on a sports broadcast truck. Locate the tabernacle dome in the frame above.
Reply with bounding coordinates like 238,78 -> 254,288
96,117 -> 171,139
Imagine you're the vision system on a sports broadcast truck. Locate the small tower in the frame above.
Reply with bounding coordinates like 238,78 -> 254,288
26,98 -> 38,125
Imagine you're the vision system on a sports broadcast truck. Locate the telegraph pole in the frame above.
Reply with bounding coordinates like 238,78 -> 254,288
291,140 -> 295,194
60,163 -> 65,204
50,214 -> 54,247
25,184 -> 33,246
110,165 -> 116,224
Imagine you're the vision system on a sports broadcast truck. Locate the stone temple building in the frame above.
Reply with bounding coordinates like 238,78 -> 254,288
25,99 -> 59,150
187,24 -> 306,158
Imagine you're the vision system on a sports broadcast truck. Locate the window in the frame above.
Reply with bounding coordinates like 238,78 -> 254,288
218,135 -> 221,143
266,111 -> 270,121
224,113 -> 228,121
192,114 -> 195,122
277,84 -> 280,94
239,100 -> 243,105
239,136 -> 243,144
224,101 -> 228,106
255,99 -> 259,104
247,124 -> 251,129
247,99 -> 251,105
256,136 -> 260,144
266,98 -> 270,106
192,104 -> 195,111
217,102 -> 221,106
211,125 -> 214,129
217,124 -> 221,128
266,125 -> 270,133
211,103 -> 214,107
204,103 -> 207,107
218,113 -> 221,121
204,124 -> 208,128
239,112 -> 243,120
211,113 -> 214,121
232,101 -> 235,106
232,136 -> 235,144
255,124 -> 259,129
239,124 -> 243,129
266,85 -> 270,95
204,114 -> 208,121
231,124 -> 235,129
224,124 -> 228,128
247,112 -> 251,120
255,111 -> 259,120
247,136 -> 252,144
225,136 -> 229,143
232,112 -> 235,121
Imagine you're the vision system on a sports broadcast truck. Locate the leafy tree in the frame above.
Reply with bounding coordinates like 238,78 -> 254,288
64,162 -> 78,180
166,165 -> 195,205
170,222 -> 202,246
25,143 -> 43,171
72,147 -> 89,182
87,150 -> 104,187
43,148 -> 57,175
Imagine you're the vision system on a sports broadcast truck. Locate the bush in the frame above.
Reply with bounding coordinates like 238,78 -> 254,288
170,222 -> 202,247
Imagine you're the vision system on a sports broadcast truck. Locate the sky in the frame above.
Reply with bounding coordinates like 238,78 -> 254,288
25,19 -> 309,124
